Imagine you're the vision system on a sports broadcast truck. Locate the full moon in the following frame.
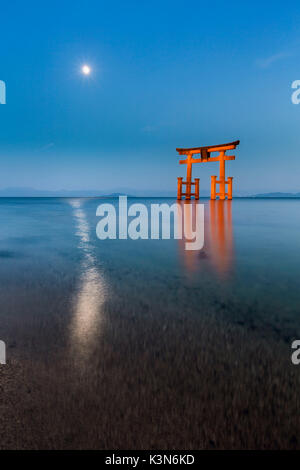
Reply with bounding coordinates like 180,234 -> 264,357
81,64 -> 91,75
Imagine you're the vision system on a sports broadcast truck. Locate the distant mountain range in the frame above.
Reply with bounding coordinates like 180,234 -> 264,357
0,188 -> 131,197
0,187 -> 299,198
0,187 -> 174,197
252,192 -> 300,198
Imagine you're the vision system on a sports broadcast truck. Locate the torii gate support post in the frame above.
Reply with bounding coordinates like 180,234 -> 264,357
177,177 -> 183,200
227,177 -> 233,200
194,178 -> 200,200
211,176 -> 217,200
177,153 -> 200,200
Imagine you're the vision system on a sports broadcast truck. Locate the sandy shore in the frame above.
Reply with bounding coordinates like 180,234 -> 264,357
1,294 -> 299,450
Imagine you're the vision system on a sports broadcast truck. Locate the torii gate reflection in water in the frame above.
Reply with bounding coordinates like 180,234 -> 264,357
176,140 -> 240,200
177,200 -> 234,278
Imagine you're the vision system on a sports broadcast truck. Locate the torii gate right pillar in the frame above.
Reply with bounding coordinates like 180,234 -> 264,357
211,150 -> 235,200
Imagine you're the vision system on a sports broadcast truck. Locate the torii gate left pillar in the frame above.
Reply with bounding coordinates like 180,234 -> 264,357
177,153 -> 200,200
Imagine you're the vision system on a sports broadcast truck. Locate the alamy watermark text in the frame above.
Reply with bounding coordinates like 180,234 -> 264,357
0,80 -> 6,104
96,196 -> 204,251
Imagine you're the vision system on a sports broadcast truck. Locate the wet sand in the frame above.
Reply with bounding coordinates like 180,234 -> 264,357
1,287 -> 300,449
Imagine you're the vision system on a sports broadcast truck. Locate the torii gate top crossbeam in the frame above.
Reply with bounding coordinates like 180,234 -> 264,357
176,140 -> 240,156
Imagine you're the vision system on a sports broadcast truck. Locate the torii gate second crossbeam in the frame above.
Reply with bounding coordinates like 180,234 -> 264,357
176,140 -> 240,200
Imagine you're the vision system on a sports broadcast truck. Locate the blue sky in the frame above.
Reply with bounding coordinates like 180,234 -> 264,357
1,0 -> 300,194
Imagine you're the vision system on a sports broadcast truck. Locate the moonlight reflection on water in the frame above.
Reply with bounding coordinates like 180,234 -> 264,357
69,199 -> 107,357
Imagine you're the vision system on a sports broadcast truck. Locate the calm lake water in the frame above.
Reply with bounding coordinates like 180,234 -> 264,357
0,197 -> 299,449
0,197 -> 299,335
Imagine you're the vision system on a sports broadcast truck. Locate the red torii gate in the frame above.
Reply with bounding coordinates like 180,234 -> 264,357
176,140 -> 240,200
